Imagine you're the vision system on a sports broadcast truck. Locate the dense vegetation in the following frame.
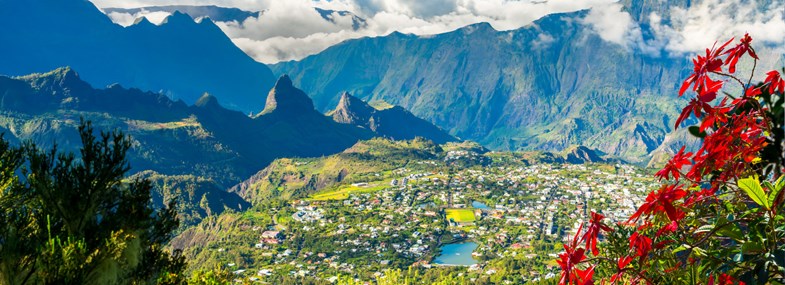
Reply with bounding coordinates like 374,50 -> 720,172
0,121 -> 185,284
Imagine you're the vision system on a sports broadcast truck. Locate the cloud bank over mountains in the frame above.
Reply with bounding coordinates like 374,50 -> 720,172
92,0 -> 785,64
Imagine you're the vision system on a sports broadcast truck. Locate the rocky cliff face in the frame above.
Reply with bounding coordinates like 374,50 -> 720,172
260,75 -> 316,116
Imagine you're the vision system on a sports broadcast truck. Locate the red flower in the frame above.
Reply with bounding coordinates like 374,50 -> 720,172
655,146 -> 692,181
679,38 -> 733,96
697,77 -> 724,102
655,221 -> 679,237
628,184 -> 687,223
708,273 -> 746,285
675,98 -> 713,129
574,266 -> 595,285
629,232 -> 653,259
724,33 -> 758,73
765,70 -> 784,94
683,187 -> 717,207
699,102 -> 731,132
557,245 -> 588,285
558,224 -> 589,285
581,212 -> 612,255
610,256 -> 633,284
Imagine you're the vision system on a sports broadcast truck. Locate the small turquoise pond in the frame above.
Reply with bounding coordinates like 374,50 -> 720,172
471,201 -> 489,209
433,242 -> 478,266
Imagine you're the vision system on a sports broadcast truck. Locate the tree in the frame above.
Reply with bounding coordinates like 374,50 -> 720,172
557,34 -> 785,284
0,120 -> 185,285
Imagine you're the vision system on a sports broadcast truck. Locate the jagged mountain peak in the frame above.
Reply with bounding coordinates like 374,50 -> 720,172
461,21 -> 495,33
260,75 -> 315,115
562,145 -> 605,164
27,66 -> 79,81
194,93 -> 221,109
328,94 -> 457,144
1,0 -> 277,111
17,66 -> 92,95
332,92 -> 375,124
132,16 -> 153,26
104,5 -> 261,23
161,10 -> 194,25
275,74 -> 293,88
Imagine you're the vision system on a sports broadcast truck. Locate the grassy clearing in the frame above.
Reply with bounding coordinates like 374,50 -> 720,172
309,184 -> 388,201
446,209 -> 476,223
127,116 -> 200,131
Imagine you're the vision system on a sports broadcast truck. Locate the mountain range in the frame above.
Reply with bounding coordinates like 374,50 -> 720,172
0,0 -> 275,111
104,5 -> 261,23
103,5 -> 368,30
0,67 -> 456,185
6,0 -> 776,167
270,12 -> 693,164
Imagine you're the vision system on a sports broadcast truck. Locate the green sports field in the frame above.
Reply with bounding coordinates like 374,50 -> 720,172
446,208 -> 476,223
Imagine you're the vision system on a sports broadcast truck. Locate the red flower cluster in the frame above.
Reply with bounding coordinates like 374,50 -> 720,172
765,70 -> 784,94
558,212 -> 612,285
609,256 -> 633,284
678,38 -> 734,97
582,212 -> 611,255
558,224 -> 594,285
628,184 -> 687,223
628,231 -> 652,260
724,33 -> 757,73
655,146 -> 692,181
557,33 -> 783,285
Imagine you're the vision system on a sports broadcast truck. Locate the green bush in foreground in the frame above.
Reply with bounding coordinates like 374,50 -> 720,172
0,120 -> 185,285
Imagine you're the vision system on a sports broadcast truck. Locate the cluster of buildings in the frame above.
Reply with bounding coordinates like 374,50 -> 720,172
227,159 -> 656,283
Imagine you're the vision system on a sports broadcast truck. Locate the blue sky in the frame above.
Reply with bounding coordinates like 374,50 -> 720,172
90,0 -> 785,63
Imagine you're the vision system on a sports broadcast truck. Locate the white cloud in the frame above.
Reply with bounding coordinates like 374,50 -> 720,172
218,2 -> 351,40
531,32 -> 555,50
581,3 -> 640,48
648,0 -> 785,54
231,30 -> 371,63
93,0 -> 620,63
107,10 -> 170,26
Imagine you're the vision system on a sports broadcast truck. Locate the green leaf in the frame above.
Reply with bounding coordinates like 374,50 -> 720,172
688,126 -> 707,138
775,175 -> 785,192
695,225 -> 714,234
738,177 -> 770,209
768,178 -> 783,209
672,245 -> 689,254
692,247 -> 708,257
763,181 -> 775,192
742,241 -> 765,253
716,217 -> 744,242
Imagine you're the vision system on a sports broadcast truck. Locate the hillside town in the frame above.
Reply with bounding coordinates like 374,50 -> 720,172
212,157 -> 657,283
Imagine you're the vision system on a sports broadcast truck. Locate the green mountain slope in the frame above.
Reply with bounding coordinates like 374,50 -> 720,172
271,11 -> 690,164
133,170 -> 251,228
229,138 -> 442,204
229,137 -> 608,205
